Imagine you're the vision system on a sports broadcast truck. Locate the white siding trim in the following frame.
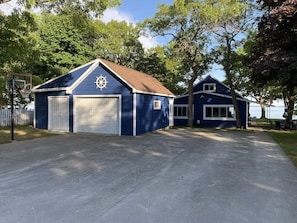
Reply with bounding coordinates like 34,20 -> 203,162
133,93 -> 137,136
169,99 -> 174,126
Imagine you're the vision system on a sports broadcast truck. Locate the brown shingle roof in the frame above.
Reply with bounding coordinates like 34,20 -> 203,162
100,59 -> 175,97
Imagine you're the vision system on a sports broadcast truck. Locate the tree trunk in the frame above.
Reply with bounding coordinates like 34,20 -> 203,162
187,79 -> 195,127
224,36 -> 242,128
260,104 -> 266,119
285,82 -> 295,128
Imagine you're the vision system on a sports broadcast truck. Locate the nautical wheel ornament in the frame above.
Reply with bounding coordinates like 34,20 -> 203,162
95,74 -> 108,90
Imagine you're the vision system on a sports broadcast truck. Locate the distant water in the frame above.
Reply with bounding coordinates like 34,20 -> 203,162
249,102 -> 296,120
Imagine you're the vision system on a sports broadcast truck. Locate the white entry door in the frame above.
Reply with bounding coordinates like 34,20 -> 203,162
48,96 -> 69,132
74,97 -> 120,135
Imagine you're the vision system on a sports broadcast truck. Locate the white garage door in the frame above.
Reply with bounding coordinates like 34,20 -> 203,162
75,97 -> 120,135
48,96 -> 69,132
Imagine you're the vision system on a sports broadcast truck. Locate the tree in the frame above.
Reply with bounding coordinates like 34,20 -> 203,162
249,0 -> 297,125
145,0 -> 213,127
0,10 -> 38,69
31,13 -> 94,80
210,0 -> 255,128
17,0 -> 120,17
135,45 -> 184,95
92,20 -> 144,68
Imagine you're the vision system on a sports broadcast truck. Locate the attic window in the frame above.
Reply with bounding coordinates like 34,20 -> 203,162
154,100 -> 161,110
203,83 -> 216,92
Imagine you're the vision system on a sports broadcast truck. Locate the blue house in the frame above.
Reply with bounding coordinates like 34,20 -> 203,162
174,75 -> 249,128
33,58 -> 175,136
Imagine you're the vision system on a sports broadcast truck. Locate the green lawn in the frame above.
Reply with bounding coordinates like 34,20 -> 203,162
0,125 -> 57,144
253,118 -> 297,168
268,131 -> 297,168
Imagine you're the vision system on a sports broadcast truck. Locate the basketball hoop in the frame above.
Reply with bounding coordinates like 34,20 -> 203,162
5,72 -> 32,94
5,72 -> 33,141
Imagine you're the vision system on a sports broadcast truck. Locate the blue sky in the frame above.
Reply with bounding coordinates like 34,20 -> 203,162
118,0 -> 173,22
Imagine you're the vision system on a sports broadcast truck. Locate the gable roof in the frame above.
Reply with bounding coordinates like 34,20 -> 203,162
176,75 -> 248,101
99,59 -> 174,96
33,58 -> 175,97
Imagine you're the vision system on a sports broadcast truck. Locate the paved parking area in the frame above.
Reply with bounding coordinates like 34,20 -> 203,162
0,128 -> 297,223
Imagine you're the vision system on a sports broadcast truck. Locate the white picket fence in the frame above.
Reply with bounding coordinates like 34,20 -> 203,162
0,109 -> 34,126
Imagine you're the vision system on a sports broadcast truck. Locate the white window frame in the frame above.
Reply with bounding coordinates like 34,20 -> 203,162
203,104 -> 236,121
174,104 -> 191,119
153,100 -> 161,110
203,83 -> 216,92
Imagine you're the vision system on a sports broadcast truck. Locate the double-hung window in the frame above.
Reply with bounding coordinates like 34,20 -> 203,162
204,105 -> 235,120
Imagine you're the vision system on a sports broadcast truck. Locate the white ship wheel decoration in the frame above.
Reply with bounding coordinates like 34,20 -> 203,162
95,74 -> 108,90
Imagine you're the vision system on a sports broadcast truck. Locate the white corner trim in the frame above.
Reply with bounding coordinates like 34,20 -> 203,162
133,93 -> 137,136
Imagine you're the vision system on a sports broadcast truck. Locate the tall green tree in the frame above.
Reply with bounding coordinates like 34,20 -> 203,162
145,0 -> 213,127
31,13 -> 94,80
17,0 -> 120,17
249,0 -> 297,125
210,0 -> 255,128
92,20 -> 144,68
0,10 -> 38,70
135,45 -> 184,95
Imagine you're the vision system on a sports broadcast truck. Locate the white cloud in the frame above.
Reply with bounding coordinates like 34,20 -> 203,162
0,0 -> 21,15
101,8 -> 134,24
138,35 -> 158,50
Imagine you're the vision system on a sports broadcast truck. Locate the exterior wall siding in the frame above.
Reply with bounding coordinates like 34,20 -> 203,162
136,94 -> 170,135
174,92 -> 248,128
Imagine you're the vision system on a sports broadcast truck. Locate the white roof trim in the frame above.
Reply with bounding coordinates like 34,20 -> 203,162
32,60 -> 98,93
175,91 -> 249,102
66,59 -> 100,94
133,90 -> 175,98
32,87 -> 67,93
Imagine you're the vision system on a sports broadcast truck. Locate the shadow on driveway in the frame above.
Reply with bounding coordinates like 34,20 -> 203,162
0,128 -> 297,223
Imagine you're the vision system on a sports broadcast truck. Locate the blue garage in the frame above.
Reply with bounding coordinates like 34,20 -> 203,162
33,58 -> 175,136
174,75 -> 249,128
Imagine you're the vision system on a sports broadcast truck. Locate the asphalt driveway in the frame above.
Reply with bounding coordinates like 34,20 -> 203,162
0,128 -> 297,223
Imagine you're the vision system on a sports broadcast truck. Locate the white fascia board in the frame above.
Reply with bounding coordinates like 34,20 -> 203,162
32,87 -> 67,93
66,59 -> 100,94
33,60 -> 97,92
132,90 -> 175,98
175,91 -> 249,102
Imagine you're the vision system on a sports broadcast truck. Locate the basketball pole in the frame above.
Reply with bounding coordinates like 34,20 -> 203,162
10,74 -> 15,141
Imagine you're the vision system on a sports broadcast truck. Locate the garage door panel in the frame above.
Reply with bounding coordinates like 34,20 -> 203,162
75,97 -> 119,134
48,97 -> 69,132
